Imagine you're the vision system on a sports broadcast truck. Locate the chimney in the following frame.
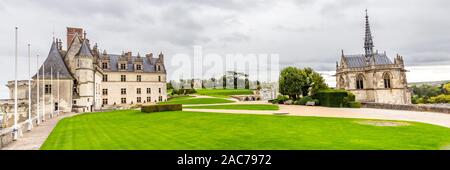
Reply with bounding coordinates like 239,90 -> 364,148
158,52 -> 164,62
126,51 -> 132,62
66,27 -> 83,50
146,53 -> 153,64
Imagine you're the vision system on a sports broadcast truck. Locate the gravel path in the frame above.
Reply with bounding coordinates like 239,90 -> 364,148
185,104 -> 450,128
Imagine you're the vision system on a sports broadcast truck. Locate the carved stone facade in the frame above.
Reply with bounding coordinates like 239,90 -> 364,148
335,11 -> 411,105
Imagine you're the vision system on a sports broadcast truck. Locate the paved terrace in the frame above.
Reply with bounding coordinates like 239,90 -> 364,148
1,113 -> 78,150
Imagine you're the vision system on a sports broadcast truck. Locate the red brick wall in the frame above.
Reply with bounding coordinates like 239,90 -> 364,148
66,27 -> 83,49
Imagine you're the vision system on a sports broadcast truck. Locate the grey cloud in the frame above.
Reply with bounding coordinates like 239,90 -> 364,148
1,0 -> 450,99
219,32 -> 251,42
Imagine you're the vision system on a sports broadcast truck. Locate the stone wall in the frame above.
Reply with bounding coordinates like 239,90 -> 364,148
361,102 -> 450,114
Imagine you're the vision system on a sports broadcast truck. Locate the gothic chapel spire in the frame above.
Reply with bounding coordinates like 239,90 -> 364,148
364,9 -> 374,58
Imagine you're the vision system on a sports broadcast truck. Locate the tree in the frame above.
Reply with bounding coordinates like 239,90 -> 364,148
279,67 -> 305,100
167,82 -> 173,90
222,75 -> 227,89
244,74 -> 249,89
279,67 -> 328,100
211,77 -> 216,89
443,83 -> 450,94
309,71 -> 328,96
299,68 -> 313,96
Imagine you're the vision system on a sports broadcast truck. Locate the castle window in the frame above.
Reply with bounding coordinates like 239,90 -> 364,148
102,99 -> 108,105
120,63 -> 127,70
103,75 -> 108,82
137,88 -> 141,94
356,74 -> 364,90
102,62 -> 108,69
136,64 -> 142,70
137,97 -> 141,103
158,76 -> 161,82
383,72 -> 392,89
102,89 -> 108,95
137,75 -> 142,82
147,88 -> 151,94
339,76 -> 345,89
147,97 -> 151,102
121,88 -> 126,95
45,85 -> 52,94
121,75 -> 126,82
158,96 -> 163,102
121,98 -> 126,104
159,88 -> 161,94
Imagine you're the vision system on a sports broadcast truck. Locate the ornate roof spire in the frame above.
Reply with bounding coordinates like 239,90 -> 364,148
364,9 -> 374,58
77,39 -> 93,57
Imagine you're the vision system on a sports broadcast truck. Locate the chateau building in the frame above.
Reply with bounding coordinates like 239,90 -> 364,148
6,27 -> 167,115
335,11 -> 411,104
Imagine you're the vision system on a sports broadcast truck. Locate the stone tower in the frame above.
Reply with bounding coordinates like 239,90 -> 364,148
74,38 -> 96,112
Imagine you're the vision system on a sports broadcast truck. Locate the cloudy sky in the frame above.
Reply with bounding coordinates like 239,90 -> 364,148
1,0 -> 450,98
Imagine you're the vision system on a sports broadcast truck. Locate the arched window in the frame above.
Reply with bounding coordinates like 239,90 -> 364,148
356,74 -> 364,89
339,76 -> 345,89
383,72 -> 392,88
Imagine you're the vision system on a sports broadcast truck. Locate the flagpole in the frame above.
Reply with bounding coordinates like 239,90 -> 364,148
50,67 -> 53,118
13,26 -> 19,140
27,44 -> 32,131
36,54 -> 40,125
57,71 -> 60,116
42,59 -> 45,122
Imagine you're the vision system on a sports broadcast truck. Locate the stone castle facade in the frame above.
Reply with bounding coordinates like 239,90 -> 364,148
3,27 -> 167,119
336,11 -> 411,104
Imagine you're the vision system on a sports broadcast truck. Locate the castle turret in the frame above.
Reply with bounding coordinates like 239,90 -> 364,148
74,39 -> 96,112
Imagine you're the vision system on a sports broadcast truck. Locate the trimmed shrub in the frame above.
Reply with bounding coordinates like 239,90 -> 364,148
347,101 -> 361,108
314,89 -> 350,107
297,96 -> 313,105
141,104 -> 182,113
311,99 -> 320,105
270,95 -> 289,104
284,100 -> 294,105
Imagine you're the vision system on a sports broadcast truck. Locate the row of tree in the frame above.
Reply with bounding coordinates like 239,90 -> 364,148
279,67 -> 328,100
411,83 -> 450,104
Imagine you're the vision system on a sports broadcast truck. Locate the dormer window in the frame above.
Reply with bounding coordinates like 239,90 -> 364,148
102,62 -> 108,69
157,65 -> 161,71
136,64 -> 142,70
120,63 -> 126,70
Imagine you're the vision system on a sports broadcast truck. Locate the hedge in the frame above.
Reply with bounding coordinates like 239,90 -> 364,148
347,101 -> 361,108
141,104 -> 182,113
314,89 -> 351,107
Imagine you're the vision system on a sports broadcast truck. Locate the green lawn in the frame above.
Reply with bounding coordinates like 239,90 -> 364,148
41,110 -> 450,150
159,97 -> 234,105
184,104 -> 279,110
196,89 -> 254,98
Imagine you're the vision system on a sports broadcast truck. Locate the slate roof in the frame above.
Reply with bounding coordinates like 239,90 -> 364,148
33,41 -> 73,79
77,40 -> 93,57
108,55 -> 161,72
343,53 -> 393,68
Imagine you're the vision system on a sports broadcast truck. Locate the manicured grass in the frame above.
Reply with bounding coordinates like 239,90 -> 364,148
184,104 -> 279,110
41,110 -> 450,150
196,89 -> 253,98
159,97 -> 234,105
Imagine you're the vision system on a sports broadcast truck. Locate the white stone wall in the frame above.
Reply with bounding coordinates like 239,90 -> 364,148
336,65 -> 411,104
101,71 -> 167,106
